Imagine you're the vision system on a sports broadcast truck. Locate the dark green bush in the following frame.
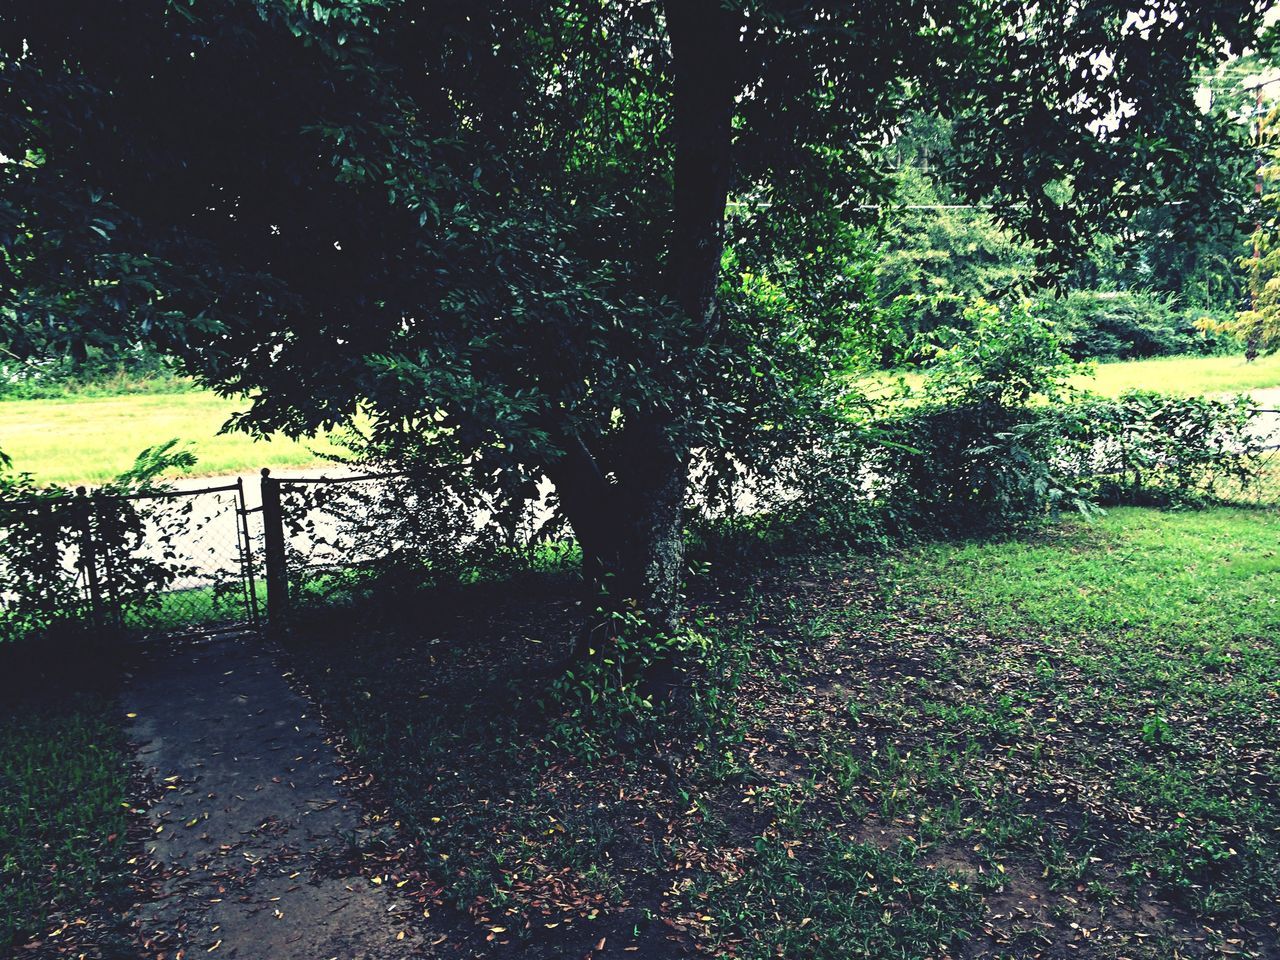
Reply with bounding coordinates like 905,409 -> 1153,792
1043,390 -> 1262,505
1036,290 -> 1237,361
0,442 -> 198,644
0,344 -> 186,399
730,300 -> 1266,548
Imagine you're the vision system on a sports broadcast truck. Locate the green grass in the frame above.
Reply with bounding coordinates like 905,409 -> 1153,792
859,352 -> 1280,403
0,696 -> 133,950
1077,352 -> 1280,397
898,507 -> 1280,645
124,580 -> 266,633
275,505 -> 1280,957
859,507 -> 1280,932
696,830 -> 980,958
0,391 -> 341,487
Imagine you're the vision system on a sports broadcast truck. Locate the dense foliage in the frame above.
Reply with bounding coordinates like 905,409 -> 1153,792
0,443 -> 198,643
1236,102 -> 1280,355
872,65 -> 1259,364
872,115 -> 1036,358
1037,290 -> 1235,361
726,299 -> 1270,551
0,344 -> 182,400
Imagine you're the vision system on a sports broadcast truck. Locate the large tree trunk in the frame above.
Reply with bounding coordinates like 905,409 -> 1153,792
544,423 -> 686,635
664,0 -> 738,329
547,0 -> 737,681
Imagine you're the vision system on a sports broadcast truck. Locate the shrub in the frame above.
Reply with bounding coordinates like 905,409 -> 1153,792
276,426 -> 574,609
1036,290 -> 1236,361
0,344 -> 187,400
868,299 -> 1090,532
923,297 -> 1078,406
1044,391 -> 1262,505
711,299 -> 1265,551
864,390 -> 1264,535
867,402 -> 1091,534
0,441 -> 198,644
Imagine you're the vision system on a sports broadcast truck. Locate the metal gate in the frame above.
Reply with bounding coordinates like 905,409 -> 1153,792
107,479 -> 262,640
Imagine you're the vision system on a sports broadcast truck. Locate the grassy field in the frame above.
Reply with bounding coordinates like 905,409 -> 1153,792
1079,352 -> 1280,397
874,509 -> 1280,918
0,391 -> 342,487
274,504 -> 1280,959
3,353 -> 1278,488
861,351 -> 1280,402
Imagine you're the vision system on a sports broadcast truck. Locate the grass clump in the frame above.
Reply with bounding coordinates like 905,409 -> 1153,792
696,831 -> 980,959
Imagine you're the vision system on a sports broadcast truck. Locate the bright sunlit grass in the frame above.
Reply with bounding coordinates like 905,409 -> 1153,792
857,352 -> 1280,403
1076,352 -> 1280,397
0,391 -> 342,487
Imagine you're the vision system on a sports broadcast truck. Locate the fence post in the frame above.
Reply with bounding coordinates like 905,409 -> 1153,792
92,494 -> 124,631
260,469 -> 290,631
73,487 -> 105,631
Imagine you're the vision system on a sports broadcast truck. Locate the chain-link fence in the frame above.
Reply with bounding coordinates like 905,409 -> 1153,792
4,399 -> 1274,645
261,468 -> 560,611
1058,402 -> 1280,507
1242,408 -> 1280,505
121,482 -> 260,636
0,481 -> 259,644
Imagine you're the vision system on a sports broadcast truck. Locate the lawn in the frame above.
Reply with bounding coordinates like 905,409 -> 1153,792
874,508 -> 1280,926
0,391 -> 342,487
859,351 -> 1280,403
1079,352 -> 1280,397
0,692 -> 136,952
275,503 -> 1280,959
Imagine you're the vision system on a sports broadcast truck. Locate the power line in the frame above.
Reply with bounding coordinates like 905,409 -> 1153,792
850,200 -> 1196,213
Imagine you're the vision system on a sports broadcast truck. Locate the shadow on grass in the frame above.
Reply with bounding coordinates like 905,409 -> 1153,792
0,633 -> 140,955
275,566 -> 986,960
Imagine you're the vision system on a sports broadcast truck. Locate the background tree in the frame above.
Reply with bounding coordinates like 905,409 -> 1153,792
1234,95 -> 1280,355
1236,228 -> 1280,355
873,114 -> 1036,361
871,52 -> 1264,367
1,0 -> 1272,666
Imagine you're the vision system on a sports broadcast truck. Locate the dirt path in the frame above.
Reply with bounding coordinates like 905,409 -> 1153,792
122,636 -> 436,960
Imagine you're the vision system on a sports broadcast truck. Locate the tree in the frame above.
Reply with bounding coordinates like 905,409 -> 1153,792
1236,234 -> 1280,355
1234,99 -> 1280,355
874,66 -> 1259,365
874,114 -> 1037,360
1,1 -> 1271,669
1066,53 -> 1264,312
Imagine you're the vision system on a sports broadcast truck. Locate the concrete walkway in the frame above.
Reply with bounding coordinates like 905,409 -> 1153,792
122,636 -> 433,960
